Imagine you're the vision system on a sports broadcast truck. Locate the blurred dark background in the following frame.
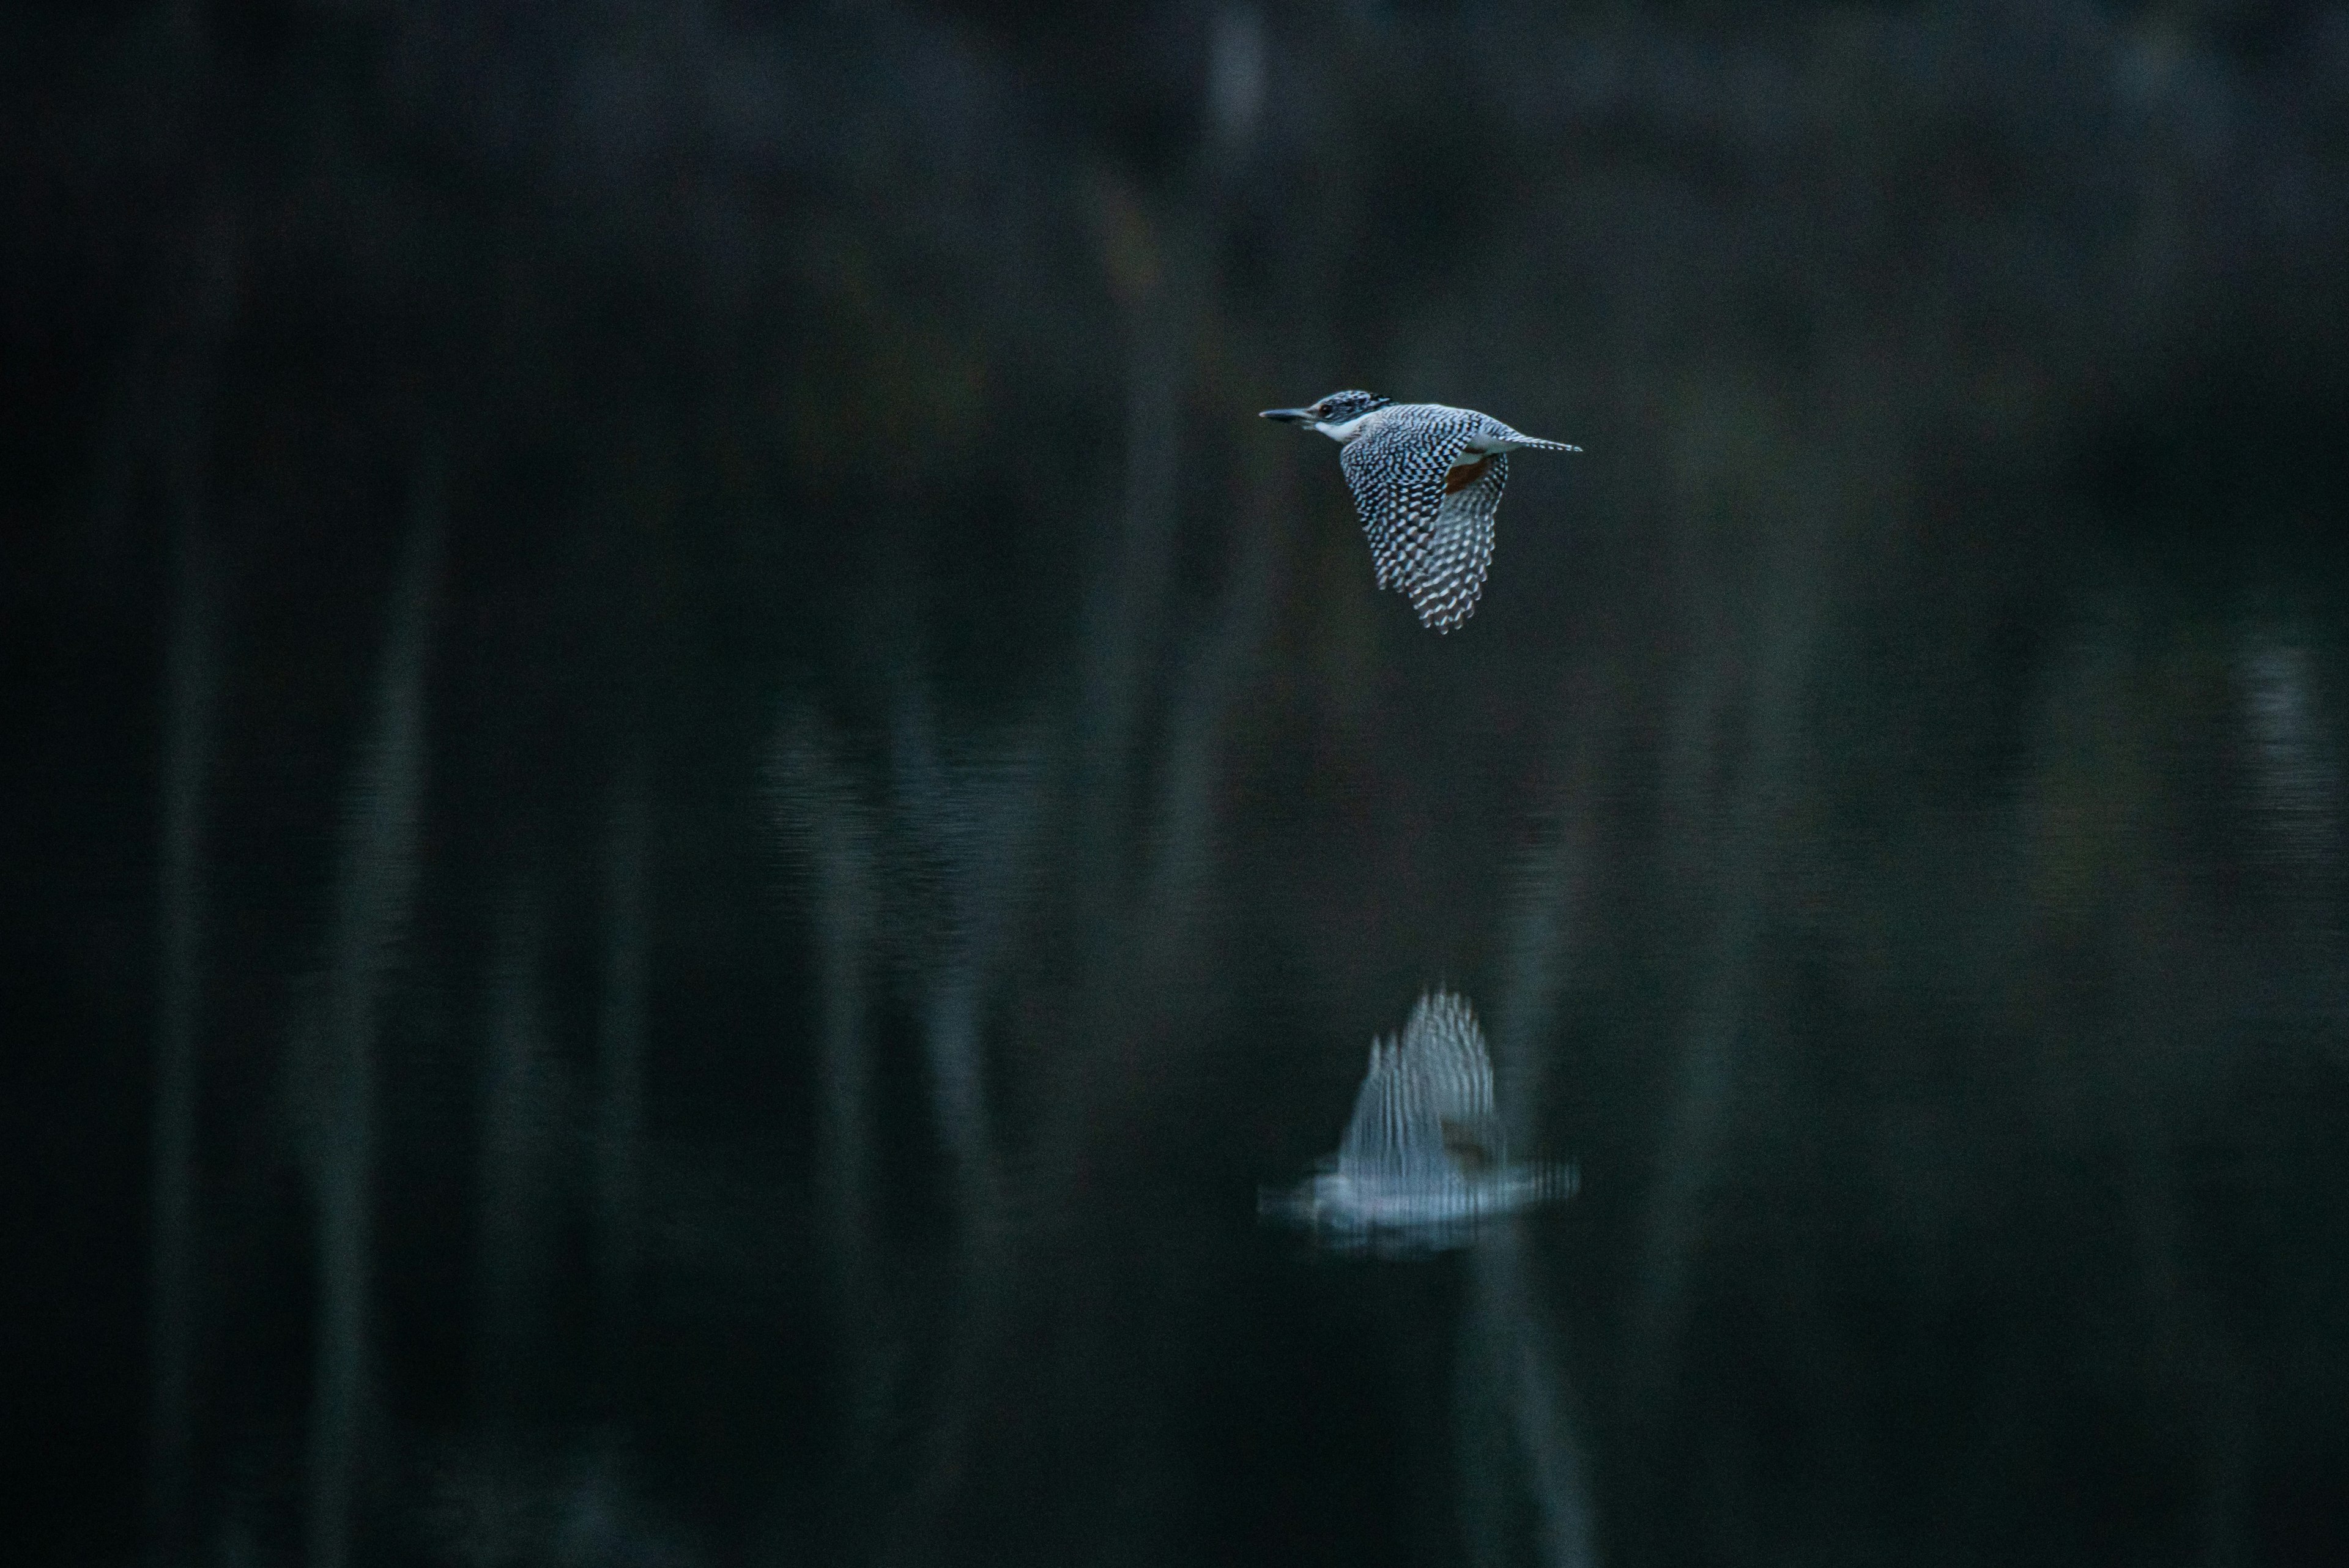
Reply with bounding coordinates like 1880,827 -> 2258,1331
9,1 -> 2349,1564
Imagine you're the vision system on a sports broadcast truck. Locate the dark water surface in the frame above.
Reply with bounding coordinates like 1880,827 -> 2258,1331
12,4 -> 2349,1565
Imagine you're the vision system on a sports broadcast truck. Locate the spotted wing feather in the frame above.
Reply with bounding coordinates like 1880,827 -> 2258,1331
1338,409 -> 1480,594
1407,453 -> 1507,633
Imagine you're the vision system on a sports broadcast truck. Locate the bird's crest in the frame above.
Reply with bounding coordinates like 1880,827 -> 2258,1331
1310,390 -> 1390,422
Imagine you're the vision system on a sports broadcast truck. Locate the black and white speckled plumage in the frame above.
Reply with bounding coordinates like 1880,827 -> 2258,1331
1265,393 -> 1579,633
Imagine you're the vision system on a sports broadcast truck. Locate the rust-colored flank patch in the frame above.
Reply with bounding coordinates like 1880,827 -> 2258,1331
1443,454 -> 1492,494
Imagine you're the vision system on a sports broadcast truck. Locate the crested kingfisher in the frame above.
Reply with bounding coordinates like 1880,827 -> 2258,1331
1261,392 -> 1579,632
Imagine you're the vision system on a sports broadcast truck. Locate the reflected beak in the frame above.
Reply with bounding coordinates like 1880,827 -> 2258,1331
1260,407 -> 1314,425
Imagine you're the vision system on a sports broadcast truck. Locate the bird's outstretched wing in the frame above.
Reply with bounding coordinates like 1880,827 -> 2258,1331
1399,991 -> 1502,1170
1336,990 -> 1504,1180
1408,454 -> 1507,634
1337,1036 -> 1448,1180
1338,409 -> 1482,596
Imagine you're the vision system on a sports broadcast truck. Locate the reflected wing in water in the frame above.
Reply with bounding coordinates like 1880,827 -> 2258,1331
1400,990 -> 1502,1172
1335,1036 -> 1447,1181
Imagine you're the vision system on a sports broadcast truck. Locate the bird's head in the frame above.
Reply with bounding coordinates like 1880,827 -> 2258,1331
1260,390 -> 1390,440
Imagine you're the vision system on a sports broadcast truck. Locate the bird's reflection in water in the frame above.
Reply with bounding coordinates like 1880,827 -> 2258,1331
1261,991 -> 1576,1254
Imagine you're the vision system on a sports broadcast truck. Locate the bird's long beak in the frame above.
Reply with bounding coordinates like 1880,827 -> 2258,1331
1260,408 -> 1313,425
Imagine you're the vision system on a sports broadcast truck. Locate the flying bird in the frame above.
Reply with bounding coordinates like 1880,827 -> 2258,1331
1261,392 -> 1579,632
1261,990 -> 1575,1250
